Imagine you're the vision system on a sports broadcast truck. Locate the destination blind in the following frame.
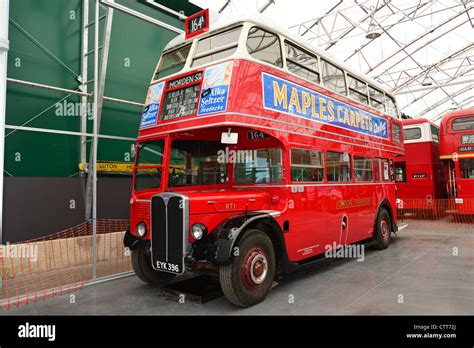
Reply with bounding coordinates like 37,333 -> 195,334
161,84 -> 200,120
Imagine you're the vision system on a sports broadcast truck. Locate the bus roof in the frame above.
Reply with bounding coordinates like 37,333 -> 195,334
402,118 -> 436,126
163,14 -> 397,101
439,107 -> 474,126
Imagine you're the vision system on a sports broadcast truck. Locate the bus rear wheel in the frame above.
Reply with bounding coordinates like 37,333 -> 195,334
132,242 -> 176,285
373,208 -> 391,250
219,229 -> 276,308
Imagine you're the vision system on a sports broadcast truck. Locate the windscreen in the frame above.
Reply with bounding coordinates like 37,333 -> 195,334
153,44 -> 191,81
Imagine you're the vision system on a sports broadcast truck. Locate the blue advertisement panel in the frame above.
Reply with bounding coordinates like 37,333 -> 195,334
262,73 -> 389,139
140,82 -> 165,128
198,61 -> 233,115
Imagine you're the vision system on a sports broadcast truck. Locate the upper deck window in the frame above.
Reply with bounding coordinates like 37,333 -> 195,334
154,44 -> 191,80
384,95 -> 398,118
392,123 -> 401,144
284,41 -> 320,83
452,116 -> 474,131
369,86 -> 384,113
246,27 -> 283,67
192,26 -> 242,67
347,74 -> 368,105
404,127 -> 422,141
431,124 -> 439,142
321,60 -> 346,95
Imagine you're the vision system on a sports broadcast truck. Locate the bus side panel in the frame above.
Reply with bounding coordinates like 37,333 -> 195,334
345,184 -> 378,244
284,186 -> 342,261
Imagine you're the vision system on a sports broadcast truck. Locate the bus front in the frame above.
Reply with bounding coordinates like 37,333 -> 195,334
394,119 -> 443,215
440,108 -> 474,215
124,18 -> 291,307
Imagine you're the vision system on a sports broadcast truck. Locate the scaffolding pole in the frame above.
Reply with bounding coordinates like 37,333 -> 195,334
80,0 -> 90,172
0,0 -> 10,244
6,77 -> 144,107
91,0 -> 100,279
100,0 -> 184,34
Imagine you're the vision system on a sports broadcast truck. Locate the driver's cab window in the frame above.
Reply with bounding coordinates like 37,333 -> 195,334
234,148 -> 282,184
169,140 -> 228,187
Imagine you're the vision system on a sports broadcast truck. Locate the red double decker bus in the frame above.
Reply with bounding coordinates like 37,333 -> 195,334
124,13 -> 404,307
394,118 -> 444,216
439,108 -> 474,215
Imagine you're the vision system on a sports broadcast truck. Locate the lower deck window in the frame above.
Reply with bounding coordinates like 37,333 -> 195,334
460,159 -> 474,179
235,148 -> 282,184
395,162 -> 406,182
374,158 -> 390,182
354,156 -> 373,182
290,148 -> 324,182
327,151 -> 351,182
134,140 -> 164,191
169,140 -> 227,187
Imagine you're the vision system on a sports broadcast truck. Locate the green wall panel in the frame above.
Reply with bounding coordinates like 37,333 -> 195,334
5,131 -> 81,177
5,0 -> 199,176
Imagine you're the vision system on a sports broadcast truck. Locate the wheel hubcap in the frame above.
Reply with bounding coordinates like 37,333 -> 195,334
241,248 -> 268,291
380,219 -> 389,241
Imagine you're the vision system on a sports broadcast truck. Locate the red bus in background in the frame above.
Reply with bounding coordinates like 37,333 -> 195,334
124,14 -> 405,307
439,108 -> 474,215
395,118 -> 444,216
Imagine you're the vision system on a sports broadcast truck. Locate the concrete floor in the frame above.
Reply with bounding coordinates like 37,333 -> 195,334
3,220 -> 473,315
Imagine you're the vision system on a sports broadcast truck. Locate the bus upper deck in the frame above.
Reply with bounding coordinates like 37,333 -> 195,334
138,17 -> 404,157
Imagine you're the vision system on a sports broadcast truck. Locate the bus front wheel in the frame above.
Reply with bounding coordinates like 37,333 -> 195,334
132,242 -> 176,285
373,208 -> 391,250
219,229 -> 276,307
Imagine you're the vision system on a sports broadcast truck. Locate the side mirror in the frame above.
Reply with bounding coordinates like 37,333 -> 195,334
221,131 -> 238,144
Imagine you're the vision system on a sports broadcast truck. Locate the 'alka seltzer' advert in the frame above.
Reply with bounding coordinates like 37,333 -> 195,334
262,73 -> 389,139
140,81 -> 164,128
198,61 -> 233,115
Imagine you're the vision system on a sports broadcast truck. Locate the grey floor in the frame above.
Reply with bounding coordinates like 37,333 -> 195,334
3,220 -> 473,315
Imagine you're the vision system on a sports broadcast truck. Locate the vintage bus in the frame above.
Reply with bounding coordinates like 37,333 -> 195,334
439,108 -> 474,215
394,118 -> 444,216
123,13 -> 405,307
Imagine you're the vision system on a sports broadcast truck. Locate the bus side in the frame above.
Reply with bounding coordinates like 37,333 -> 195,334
227,59 -> 401,261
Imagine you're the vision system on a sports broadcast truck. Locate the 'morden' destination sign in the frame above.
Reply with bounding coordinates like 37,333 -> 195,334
262,73 -> 389,140
161,84 -> 200,121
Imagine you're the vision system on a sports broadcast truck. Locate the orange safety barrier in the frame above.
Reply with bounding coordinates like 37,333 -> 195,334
397,198 -> 474,229
0,219 -> 130,310
1,199 -> 472,311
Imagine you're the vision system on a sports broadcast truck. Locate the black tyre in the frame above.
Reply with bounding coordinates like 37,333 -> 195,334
219,229 -> 276,308
373,208 -> 391,250
132,242 -> 176,285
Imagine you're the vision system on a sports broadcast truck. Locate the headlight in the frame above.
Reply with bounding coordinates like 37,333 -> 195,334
191,223 -> 207,240
136,222 -> 147,238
